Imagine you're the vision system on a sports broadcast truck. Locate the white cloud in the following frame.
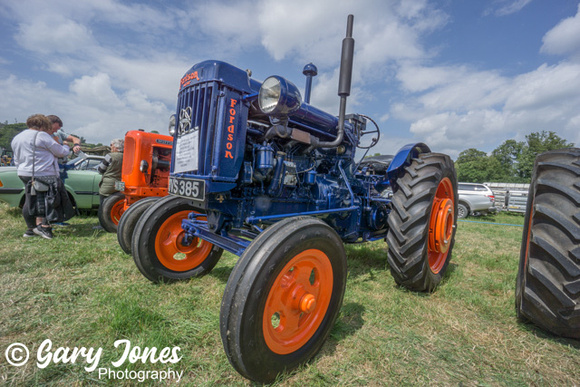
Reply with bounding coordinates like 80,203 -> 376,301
394,60 -> 580,158
123,89 -> 168,116
4,0 -> 175,32
69,73 -> 122,109
248,0 -> 449,120
87,0 -> 174,29
65,73 -> 172,141
99,55 -> 191,104
485,0 -> 533,17
397,64 -> 465,93
253,0 -> 447,69
1,0 -> 579,159
409,110 -> 507,151
505,63 -> 580,111
0,73 -> 172,145
541,4 -> 580,58
16,16 -> 95,55
189,1 -> 260,48
257,0 -> 348,63
0,76 -> 51,120
393,64 -> 509,120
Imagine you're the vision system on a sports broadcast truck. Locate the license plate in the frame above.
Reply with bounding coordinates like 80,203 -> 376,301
168,177 -> 205,201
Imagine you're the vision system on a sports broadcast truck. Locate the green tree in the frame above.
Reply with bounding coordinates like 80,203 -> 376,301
455,148 -> 507,183
455,149 -> 489,183
0,123 -> 27,150
1,122 -> 100,150
458,131 -> 575,184
491,139 -> 524,181
516,131 -> 574,180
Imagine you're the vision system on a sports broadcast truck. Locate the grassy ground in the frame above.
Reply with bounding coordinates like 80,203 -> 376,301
0,204 -> 578,385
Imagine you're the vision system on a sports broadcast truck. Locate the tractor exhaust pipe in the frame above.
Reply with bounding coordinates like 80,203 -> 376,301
303,63 -> 318,104
317,14 -> 354,149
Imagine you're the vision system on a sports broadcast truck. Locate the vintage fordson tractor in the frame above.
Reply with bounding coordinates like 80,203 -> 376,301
98,130 -> 173,235
132,15 -> 458,383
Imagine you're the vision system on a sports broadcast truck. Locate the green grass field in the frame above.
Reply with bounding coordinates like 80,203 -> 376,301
1,204 -> 578,385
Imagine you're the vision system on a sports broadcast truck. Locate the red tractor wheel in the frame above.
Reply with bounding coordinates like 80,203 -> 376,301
220,217 -> 347,383
98,192 -> 125,233
515,148 -> 580,338
386,153 -> 458,292
131,195 -> 223,283
117,196 -> 161,254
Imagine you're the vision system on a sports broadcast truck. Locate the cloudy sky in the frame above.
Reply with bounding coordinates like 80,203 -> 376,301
1,0 -> 579,159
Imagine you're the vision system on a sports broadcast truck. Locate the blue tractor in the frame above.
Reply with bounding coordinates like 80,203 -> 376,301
132,15 -> 458,383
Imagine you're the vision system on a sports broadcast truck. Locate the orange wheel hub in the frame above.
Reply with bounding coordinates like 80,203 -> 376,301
110,200 -> 125,226
154,211 -> 213,272
428,177 -> 455,274
263,249 -> 333,355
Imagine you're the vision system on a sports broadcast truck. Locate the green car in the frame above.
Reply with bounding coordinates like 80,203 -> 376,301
0,155 -> 104,210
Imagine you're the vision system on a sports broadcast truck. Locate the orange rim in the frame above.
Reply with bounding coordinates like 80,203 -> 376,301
428,177 -> 455,274
110,199 -> 126,226
154,211 -> 214,272
263,249 -> 334,355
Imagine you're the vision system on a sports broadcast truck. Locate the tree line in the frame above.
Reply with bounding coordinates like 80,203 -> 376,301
455,131 -> 574,183
0,122 -> 95,151
2,122 -> 574,184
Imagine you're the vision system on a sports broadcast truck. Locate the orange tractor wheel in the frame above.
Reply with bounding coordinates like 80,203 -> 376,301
386,153 -> 458,292
117,196 -> 161,254
131,195 -> 223,283
220,216 -> 347,383
98,192 -> 126,233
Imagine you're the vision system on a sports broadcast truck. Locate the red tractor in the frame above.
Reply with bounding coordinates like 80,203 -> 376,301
98,130 -> 172,240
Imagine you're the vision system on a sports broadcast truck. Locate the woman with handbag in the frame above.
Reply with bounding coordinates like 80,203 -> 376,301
11,114 -> 70,239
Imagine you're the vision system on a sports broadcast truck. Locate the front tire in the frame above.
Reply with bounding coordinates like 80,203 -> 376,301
386,153 -> 458,292
132,195 -> 223,283
98,192 -> 125,233
220,217 -> 347,383
515,148 -> 580,339
117,196 -> 161,254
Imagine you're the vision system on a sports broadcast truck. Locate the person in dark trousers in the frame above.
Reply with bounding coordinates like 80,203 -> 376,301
11,114 -> 70,239
97,138 -> 124,206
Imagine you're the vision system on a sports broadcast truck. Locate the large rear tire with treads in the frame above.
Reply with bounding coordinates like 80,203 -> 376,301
386,152 -> 458,292
515,148 -> 580,338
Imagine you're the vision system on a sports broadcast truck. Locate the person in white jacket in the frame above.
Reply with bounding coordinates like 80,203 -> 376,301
11,114 -> 70,239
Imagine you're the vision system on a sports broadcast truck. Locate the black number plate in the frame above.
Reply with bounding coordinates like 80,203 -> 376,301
168,177 -> 205,201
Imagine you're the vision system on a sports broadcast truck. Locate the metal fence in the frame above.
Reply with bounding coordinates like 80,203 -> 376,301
484,182 -> 530,213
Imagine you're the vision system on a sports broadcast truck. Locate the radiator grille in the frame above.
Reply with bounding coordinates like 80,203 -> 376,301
176,81 -> 219,175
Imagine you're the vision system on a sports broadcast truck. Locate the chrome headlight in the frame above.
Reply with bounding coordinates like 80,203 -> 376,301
258,76 -> 302,116
168,114 -> 176,136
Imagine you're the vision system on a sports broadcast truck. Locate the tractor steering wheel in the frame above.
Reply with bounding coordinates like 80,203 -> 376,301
356,114 -> 380,149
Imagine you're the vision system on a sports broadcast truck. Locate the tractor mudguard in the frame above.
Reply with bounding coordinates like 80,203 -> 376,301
380,142 -> 431,188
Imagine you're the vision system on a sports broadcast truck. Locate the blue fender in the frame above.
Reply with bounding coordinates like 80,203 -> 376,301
377,143 -> 431,189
